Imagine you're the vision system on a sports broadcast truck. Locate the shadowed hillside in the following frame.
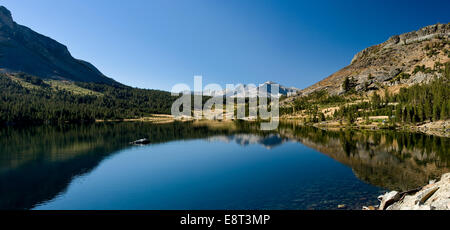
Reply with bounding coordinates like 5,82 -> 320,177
0,6 -> 117,85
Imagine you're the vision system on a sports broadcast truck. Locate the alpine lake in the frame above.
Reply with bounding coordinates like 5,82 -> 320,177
0,121 -> 448,210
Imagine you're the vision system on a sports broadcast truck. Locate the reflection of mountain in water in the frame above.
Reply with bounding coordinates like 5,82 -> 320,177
208,123 -> 449,191
0,121 -> 448,209
208,134 -> 286,149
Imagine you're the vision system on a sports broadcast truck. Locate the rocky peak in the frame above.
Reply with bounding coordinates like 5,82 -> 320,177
299,23 -> 450,96
0,6 -> 118,85
263,81 -> 277,85
387,23 -> 450,46
351,23 -> 450,64
0,6 -> 14,29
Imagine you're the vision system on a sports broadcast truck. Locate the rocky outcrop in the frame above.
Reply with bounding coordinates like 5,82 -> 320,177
130,138 -> 150,145
411,120 -> 450,138
375,173 -> 450,210
0,6 -> 118,85
299,23 -> 450,96
353,24 -> 450,64
384,24 -> 450,48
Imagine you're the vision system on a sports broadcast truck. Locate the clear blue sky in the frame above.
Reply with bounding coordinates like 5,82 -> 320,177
2,0 -> 449,91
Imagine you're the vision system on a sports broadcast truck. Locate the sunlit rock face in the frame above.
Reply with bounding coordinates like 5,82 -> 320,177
298,23 -> 450,96
379,173 -> 450,210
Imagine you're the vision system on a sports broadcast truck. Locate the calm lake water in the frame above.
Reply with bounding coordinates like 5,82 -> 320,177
0,121 -> 448,210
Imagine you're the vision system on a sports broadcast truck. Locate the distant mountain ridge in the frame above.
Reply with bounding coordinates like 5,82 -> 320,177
203,81 -> 299,98
0,6 -> 118,85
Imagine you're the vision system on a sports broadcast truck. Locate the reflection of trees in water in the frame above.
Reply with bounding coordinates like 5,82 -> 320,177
0,122 -> 237,171
190,121 -> 449,190
275,123 -> 449,191
0,122 -> 238,210
339,130 -> 357,157
0,121 -> 448,209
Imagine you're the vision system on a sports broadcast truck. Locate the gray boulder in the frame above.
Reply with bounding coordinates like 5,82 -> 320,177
376,173 -> 450,210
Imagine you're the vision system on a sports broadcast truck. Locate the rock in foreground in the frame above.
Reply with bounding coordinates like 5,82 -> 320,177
376,173 -> 450,210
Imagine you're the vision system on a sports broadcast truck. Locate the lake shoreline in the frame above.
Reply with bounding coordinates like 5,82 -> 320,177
1,120 -> 448,210
3,115 -> 449,138
96,115 -> 450,139
281,118 -> 450,138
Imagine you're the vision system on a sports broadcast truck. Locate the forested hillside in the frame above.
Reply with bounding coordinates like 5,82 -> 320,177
282,61 -> 450,125
0,73 -> 177,125
0,6 -> 180,125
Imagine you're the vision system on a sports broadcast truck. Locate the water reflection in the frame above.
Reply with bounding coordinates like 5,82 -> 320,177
276,123 -> 449,191
0,121 -> 448,209
208,134 -> 287,149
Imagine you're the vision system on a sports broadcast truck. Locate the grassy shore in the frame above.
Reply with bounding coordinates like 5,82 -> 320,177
96,114 -> 180,124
